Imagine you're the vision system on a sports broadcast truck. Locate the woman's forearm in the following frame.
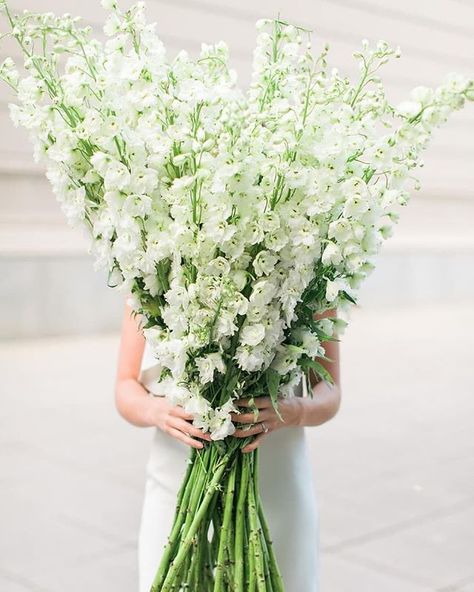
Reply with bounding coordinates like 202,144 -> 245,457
296,379 -> 342,428
115,378 -> 155,428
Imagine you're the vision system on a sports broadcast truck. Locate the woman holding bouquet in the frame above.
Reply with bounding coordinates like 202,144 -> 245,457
1,1 -> 471,590
115,300 -> 341,592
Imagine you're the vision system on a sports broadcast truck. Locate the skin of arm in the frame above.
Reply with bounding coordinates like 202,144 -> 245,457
232,308 -> 342,452
114,300 -> 211,449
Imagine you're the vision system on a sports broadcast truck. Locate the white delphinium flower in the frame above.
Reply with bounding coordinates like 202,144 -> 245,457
249,278 -> 278,307
322,242 -> 343,266
325,278 -> 348,302
271,345 -> 300,375
195,352 -> 226,384
154,338 -> 188,379
253,250 -> 278,276
264,228 -> 288,252
0,56 -> 19,88
205,257 -> 231,277
316,318 -> 335,338
279,368 -> 304,398
214,310 -> 239,340
159,377 -> 193,407
103,160 -> 131,190
234,343 -> 268,372
292,327 -> 324,357
240,323 -> 266,347
208,399 -> 238,440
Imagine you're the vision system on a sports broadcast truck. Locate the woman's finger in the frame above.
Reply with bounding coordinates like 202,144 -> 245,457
170,417 -> 212,441
167,426 -> 206,449
169,406 -> 194,421
235,396 -> 272,409
230,408 -> 272,425
242,432 -> 268,453
233,422 -> 272,438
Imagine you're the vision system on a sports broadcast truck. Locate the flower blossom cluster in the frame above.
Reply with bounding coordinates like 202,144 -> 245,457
1,1 -> 472,438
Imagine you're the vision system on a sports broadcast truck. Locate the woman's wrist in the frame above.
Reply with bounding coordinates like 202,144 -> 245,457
115,377 -> 161,428
141,389 -> 159,427
279,396 -> 306,428
277,376 -> 342,429
291,382 -> 341,428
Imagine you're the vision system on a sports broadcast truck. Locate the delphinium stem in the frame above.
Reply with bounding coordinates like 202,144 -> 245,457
256,474 -> 273,592
205,544 -> 214,591
202,518 -> 214,592
179,446 -> 216,586
203,491 -> 218,590
182,449 -> 211,526
247,523 -> 257,592
257,497 -> 284,592
248,462 -> 267,592
151,451 -> 198,590
187,520 -> 206,589
159,450 -> 233,592
260,534 -> 274,592
182,548 -> 192,591
151,445 -> 212,590
224,492 -> 236,590
213,460 -> 236,591
234,453 -> 249,592
210,499 -> 221,579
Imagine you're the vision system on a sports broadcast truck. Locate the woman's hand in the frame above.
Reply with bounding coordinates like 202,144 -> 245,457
230,396 -> 303,453
148,395 -> 212,450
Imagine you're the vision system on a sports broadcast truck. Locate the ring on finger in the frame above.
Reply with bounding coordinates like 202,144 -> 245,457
261,421 -> 269,433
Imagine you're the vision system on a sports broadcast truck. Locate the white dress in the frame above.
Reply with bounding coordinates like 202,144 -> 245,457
137,341 -> 320,592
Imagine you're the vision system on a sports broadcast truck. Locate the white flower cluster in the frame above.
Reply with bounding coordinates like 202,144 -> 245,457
1,3 -> 472,438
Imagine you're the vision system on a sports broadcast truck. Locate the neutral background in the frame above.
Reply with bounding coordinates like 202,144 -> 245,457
1,1 -> 473,591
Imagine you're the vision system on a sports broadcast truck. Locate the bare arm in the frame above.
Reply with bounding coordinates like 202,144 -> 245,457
114,299 -> 211,448
114,300 -> 152,427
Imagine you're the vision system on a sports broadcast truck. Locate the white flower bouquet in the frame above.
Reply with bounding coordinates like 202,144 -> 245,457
1,1 -> 472,589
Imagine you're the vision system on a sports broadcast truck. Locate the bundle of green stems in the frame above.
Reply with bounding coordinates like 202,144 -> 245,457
151,439 -> 285,592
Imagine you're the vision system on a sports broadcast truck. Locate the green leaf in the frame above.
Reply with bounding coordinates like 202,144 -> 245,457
225,373 -> 240,398
341,290 -> 357,305
304,370 -> 314,399
299,357 -> 335,386
265,368 -> 283,421
316,332 -> 338,343
286,344 -> 305,354
363,166 -> 375,183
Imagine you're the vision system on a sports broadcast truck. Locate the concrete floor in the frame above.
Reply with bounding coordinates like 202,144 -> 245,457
1,302 -> 473,591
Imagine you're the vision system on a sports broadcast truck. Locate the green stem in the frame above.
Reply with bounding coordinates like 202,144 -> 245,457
157,451 -> 233,592
248,464 -> 266,592
150,451 -> 197,588
213,461 -> 236,591
247,520 -> 257,592
234,454 -> 249,592
257,494 -> 284,592
253,449 -> 273,591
